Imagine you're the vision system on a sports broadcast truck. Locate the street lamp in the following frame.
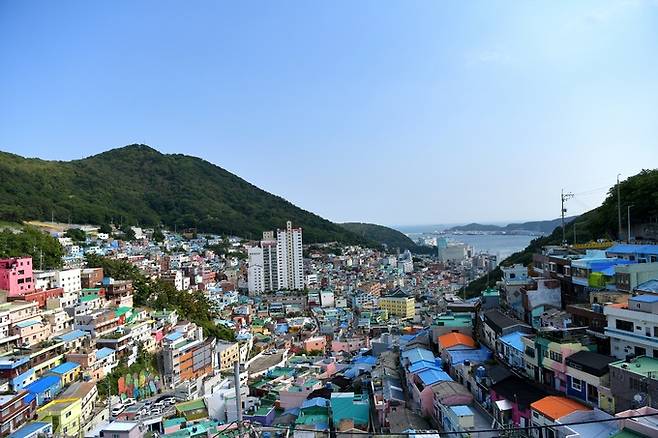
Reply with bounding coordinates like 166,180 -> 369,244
627,205 -> 634,243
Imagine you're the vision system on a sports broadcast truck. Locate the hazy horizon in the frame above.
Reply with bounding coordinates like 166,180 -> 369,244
2,1 -> 657,225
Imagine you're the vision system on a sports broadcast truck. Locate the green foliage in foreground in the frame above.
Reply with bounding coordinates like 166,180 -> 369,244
0,226 -> 64,269
85,254 -> 235,342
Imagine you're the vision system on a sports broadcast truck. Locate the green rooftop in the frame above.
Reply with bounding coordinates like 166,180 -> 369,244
610,429 -> 649,438
176,398 -> 206,412
433,313 -> 472,327
163,417 -> 186,428
80,294 -> 100,303
610,356 -> 658,376
330,393 -> 370,427
481,287 -> 500,297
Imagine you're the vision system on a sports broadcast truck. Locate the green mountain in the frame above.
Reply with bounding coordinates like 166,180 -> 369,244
340,222 -> 422,252
0,145 -> 376,245
448,217 -> 576,234
465,169 -> 658,296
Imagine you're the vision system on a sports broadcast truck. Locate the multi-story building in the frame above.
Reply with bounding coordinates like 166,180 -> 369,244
609,356 -> 658,411
379,289 -> 415,319
162,326 -> 215,387
0,257 -> 35,297
605,294 -> 658,359
276,221 -> 303,290
11,318 -> 52,347
247,247 -> 264,294
34,268 -> 81,294
0,391 -> 37,435
80,267 -> 103,289
37,397 -> 82,437
216,341 -> 240,370
103,278 -> 133,307
261,235 -> 278,292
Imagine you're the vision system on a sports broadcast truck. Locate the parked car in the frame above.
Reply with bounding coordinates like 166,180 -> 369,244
124,398 -> 135,406
111,404 -> 125,417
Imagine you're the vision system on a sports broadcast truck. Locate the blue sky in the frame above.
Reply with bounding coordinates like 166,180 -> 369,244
1,1 -> 657,226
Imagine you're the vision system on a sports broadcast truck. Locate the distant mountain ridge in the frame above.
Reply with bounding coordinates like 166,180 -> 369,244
0,145 -> 376,246
448,217 -> 577,235
340,222 -> 423,252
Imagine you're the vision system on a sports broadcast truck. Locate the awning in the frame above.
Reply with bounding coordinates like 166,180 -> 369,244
495,399 -> 513,411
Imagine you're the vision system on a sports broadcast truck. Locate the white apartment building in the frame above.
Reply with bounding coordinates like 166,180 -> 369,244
247,247 -> 264,294
276,221 -> 304,290
34,268 -> 82,293
247,222 -> 304,292
604,294 -> 658,359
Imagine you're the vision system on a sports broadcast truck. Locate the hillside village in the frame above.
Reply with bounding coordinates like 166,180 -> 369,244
0,221 -> 658,438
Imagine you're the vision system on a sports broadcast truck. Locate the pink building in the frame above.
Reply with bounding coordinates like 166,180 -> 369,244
331,337 -> 370,354
0,257 -> 35,297
304,336 -> 327,353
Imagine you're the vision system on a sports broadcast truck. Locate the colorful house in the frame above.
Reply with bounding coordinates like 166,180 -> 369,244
490,375 -> 547,428
37,397 -> 82,437
498,331 -> 528,370
437,333 -> 476,353
47,362 -> 81,386
24,375 -> 62,406
330,392 -> 370,432
530,396 -> 589,438
564,351 -> 615,411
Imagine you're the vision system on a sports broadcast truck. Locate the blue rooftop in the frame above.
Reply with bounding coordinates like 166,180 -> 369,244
450,405 -> 474,417
49,362 -> 80,375
8,422 -> 52,438
401,347 -> 435,365
607,244 -> 658,256
14,319 -> 40,328
25,375 -> 60,394
301,397 -> 329,409
447,346 -> 493,365
96,347 -> 115,360
631,295 -> 658,303
56,330 -> 88,343
637,280 -> 658,293
499,331 -> 527,352
417,368 -> 452,386
353,355 -> 377,366
408,360 -> 441,374
164,331 -> 184,342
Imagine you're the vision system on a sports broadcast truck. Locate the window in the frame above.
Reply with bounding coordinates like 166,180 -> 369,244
616,319 -> 634,332
630,377 -> 648,392
635,346 -> 647,357
571,378 -> 582,391
549,351 -> 563,362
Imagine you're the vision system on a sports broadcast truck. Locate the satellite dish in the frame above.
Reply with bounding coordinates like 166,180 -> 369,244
633,392 -> 648,407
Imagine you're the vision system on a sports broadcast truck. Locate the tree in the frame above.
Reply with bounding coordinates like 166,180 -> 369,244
120,225 -> 136,241
0,226 -> 63,269
99,223 -> 113,234
64,228 -> 86,242
152,227 -> 165,242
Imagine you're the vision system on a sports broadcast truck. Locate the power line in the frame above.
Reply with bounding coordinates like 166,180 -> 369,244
242,410 -> 658,436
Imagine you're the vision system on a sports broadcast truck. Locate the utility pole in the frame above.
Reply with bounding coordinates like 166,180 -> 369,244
234,362 -> 243,436
617,174 -> 622,240
107,377 -> 112,421
628,205 -> 634,243
573,222 -> 577,246
561,189 -> 574,246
